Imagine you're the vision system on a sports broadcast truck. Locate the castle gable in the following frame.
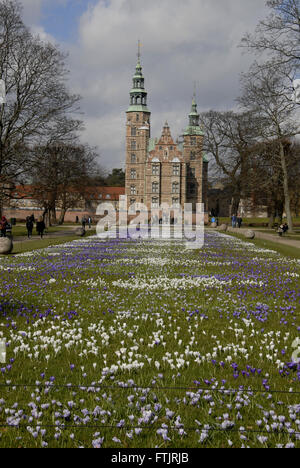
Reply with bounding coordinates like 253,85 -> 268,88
148,122 -> 183,163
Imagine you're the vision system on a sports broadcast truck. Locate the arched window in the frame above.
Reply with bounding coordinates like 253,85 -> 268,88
172,182 -> 179,194
152,182 -> 159,193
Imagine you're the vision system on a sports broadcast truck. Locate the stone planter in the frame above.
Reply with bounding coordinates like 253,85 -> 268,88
0,237 -> 13,254
217,224 -> 228,232
75,228 -> 86,237
244,230 -> 255,239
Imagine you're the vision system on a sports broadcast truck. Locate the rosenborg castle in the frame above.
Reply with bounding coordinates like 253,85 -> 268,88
3,54 -> 209,223
125,55 -> 208,213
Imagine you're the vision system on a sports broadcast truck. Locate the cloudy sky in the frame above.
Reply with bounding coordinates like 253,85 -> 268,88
19,0 -> 269,172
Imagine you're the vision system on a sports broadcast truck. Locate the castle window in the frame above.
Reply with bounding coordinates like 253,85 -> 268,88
189,183 -> 196,195
130,198 -> 136,205
190,152 -> 196,160
152,163 -> 160,175
191,137 -> 197,146
152,197 -> 159,208
130,185 -> 136,195
173,164 -> 180,176
131,153 -> 136,163
131,140 -> 136,150
189,167 -> 195,177
152,182 -> 159,193
131,127 -> 136,136
136,114 -> 140,121
172,197 -> 180,207
130,169 -> 137,179
172,182 -> 179,194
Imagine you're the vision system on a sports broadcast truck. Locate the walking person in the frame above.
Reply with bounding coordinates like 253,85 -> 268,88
282,223 -> 289,235
36,217 -> 46,239
88,216 -> 92,229
277,224 -> 284,237
237,214 -> 243,229
231,214 -> 237,228
0,216 -> 8,237
26,216 -> 34,238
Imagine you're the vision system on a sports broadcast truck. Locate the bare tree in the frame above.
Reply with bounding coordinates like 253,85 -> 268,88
288,140 -> 300,216
238,61 -> 299,231
200,110 -> 262,215
241,0 -> 300,70
0,0 -> 82,216
31,142 -> 100,226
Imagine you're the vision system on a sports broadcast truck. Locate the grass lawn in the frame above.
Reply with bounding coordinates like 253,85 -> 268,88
218,217 -> 300,227
221,229 -> 300,259
0,231 -> 299,448
10,225 -> 70,238
256,230 -> 300,241
9,230 -> 97,255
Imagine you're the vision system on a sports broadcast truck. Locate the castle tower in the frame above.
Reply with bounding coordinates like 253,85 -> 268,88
125,49 -> 151,207
183,95 -> 204,211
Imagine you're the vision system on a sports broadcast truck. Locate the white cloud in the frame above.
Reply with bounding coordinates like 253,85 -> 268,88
20,0 -> 43,25
20,0 -> 57,43
22,0 -> 271,170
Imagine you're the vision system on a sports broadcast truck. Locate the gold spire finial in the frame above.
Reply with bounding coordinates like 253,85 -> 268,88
193,81 -> 197,100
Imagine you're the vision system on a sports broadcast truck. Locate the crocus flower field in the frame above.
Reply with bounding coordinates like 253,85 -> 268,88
0,231 -> 299,448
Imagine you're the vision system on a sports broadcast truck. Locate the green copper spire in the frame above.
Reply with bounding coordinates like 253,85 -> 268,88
127,43 -> 150,113
189,94 -> 200,126
183,94 -> 203,136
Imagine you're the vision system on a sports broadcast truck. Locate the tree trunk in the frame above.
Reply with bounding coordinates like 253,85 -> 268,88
268,212 -> 275,229
279,141 -> 294,232
58,208 -> 67,225
231,195 -> 240,217
50,206 -> 57,225
43,209 -> 50,228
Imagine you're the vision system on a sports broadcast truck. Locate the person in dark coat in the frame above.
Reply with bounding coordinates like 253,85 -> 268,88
36,217 -> 46,238
0,216 -> 8,237
26,216 -> 34,238
282,223 -> 289,234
